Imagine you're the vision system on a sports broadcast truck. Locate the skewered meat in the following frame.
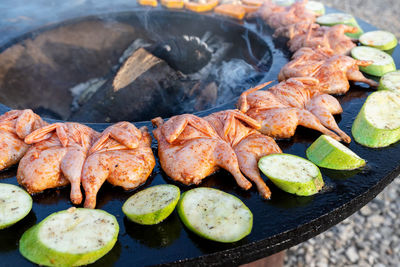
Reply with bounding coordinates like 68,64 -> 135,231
204,110 -> 282,198
238,78 -> 351,143
274,23 -> 358,55
152,114 -> 252,190
279,47 -> 379,94
82,122 -> 155,209
248,0 -> 316,29
17,123 -> 99,204
0,109 -> 47,170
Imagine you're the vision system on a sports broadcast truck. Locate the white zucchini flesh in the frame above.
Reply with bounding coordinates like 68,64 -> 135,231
305,1 -> 325,16
0,183 -> 32,229
352,90 -> 400,148
122,184 -> 180,225
258,154 -> 324,196
364,91 -> 400,129
379,71 -> 400,91
272,0 -> 294,6
177,188 -> 252,243
351,46 -> 396,76
316,12 -> 354,25
20,208 -> 119,266
316,13 -> 363,38
360,31 -> 398,51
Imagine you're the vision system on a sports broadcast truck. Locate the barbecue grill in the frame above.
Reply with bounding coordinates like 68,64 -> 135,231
1,2 -> 400,266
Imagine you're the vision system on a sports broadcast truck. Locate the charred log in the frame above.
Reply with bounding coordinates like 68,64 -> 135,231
69,48 -> 191,123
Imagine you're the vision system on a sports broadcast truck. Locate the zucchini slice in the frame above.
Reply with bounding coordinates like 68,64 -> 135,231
351,46 -> 396,77
360,30 -> 398,51
306,135 -> 366,170
177,188 -> 252,243
122,184 -> 180,225
258,154 -> 324,196
352,90 -> 400,148
0,183 -> 32,229
272,0 -> 295,6
379,70 -> 400,91
305,1 -> 325,16
316,13 -> 363,39
20,208 -> 119,266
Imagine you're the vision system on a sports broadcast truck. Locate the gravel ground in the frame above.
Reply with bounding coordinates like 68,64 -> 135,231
285,1 -> 400,266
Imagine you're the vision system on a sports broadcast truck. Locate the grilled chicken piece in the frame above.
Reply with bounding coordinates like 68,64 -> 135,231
17,123 -> 99,204
279,47 -> 379,94
274,23 -> 357,55
82,122 -> 155,209
152,114 -> 252,190
248,0 -> 316,29
0,109 -> 47,171
204,110 -> 282,199
238,78 -> 351,143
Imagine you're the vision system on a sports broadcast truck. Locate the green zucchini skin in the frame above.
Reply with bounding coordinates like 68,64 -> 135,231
19,209 -> 119,267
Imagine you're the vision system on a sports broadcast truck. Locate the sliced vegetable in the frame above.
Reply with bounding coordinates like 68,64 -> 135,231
177,188 -> 252,243
258,154 -> 324,196
352,90 -> 400,148
360,30 -> 398,51
0,183 -> 32,229
214,4 -> 246,20
242,0 -> 264,7
122,184 -> 180,225
351,46 -> 396,77
184,0 -> 219,12
20,208 -> 119,266
306,135 -> 366,170
272,0 -> 295,6
305,1 -> 325,16
138,0 -> 158,7
316,13 -> 363,39
161,0 -> 184,9
379,70 -> 400,91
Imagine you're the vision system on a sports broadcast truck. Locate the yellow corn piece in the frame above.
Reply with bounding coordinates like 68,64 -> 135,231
138,0 -> 158,7
184,0 -> 219,13
161,0 -> 184,9
214,4 -> 246,20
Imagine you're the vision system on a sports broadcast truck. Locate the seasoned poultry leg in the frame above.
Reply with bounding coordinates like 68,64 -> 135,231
279,47 -> 378,94
152,115 -> 252,190
18,123 -> 99,204
238,78 -> 350,142
82,123 -> 155,209
248,0 -> 316,30
234,133 -> 281,199
0,109 -> 47,170
205,110 -> 282,198
306,94 -> 351,143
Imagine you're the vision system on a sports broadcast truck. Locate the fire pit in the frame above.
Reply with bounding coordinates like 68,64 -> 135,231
1,3 -> 400,267
0,10 -> 275,123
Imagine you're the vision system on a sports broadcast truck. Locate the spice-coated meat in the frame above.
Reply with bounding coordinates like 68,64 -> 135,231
248,0 -> 316,29
82,122 -> 155,209
17,122 -> 99,204
279,47 -> 378,95
204,110 -> 282,199
274,23 -> 358,55
0,109 -> 47,170
152,114 -> 252,190
238,77 -> 351,143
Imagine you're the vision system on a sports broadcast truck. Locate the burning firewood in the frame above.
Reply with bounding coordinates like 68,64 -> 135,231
69,48 -> 188,122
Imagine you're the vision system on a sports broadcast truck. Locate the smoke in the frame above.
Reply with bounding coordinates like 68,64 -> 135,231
212,59 -> 258,106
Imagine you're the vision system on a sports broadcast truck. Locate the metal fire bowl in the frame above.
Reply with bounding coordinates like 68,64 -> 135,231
1,7 -> 400,267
